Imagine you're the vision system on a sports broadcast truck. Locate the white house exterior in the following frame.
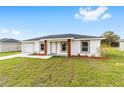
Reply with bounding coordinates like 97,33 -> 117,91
21,34 -> 104,57
119,39 -> 124,51
0,39 -> 21,52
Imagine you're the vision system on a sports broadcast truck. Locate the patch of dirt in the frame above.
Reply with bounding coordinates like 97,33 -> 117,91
86,61 -> 109,71
0,75 -> 8,86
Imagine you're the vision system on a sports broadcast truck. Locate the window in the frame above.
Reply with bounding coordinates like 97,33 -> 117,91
41,44 -> 44,51
61,41 -> 67,52
81,41 -> 89,52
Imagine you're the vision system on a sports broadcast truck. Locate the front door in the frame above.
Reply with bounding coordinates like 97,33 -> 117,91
51,42 -> 57,54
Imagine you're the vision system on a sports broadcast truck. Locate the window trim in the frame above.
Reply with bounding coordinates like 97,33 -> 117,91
61,41 -> 67,53
80,40 -> 90,53
40,43 -> 45,51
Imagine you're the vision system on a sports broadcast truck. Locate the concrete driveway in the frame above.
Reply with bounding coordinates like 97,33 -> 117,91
0,54 -> 53,60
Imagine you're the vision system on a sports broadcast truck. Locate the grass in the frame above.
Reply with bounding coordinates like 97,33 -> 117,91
0,48 -> 124,86
0,52 -> 20,57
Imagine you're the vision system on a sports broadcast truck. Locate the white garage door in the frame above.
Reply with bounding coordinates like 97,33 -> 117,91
23,43 -> 34,53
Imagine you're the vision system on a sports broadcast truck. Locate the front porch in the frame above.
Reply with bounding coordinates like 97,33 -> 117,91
46,39 -> 71,57
29,39 -> 72,57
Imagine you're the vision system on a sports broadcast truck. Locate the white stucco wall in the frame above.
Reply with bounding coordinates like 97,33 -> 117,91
22,43 -> 24,53
119,41 -> 124,51
34,42 -> 45,54
56,42 -> 67,56
47,41 -> 50,55
0,43 -> 21,52
89,40 -> 101,57
71,40 -> 101,57
22,42 -> 45,54
47,40 -> 101,57
22,41 -> 67,55
39,42 -> 45,54
34,42 -> 40,53
0,44 -> 1,52
22,39 -> 101,57
71,40 -> 80,56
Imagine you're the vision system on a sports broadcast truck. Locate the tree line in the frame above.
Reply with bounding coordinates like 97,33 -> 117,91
101,31 -> 120,47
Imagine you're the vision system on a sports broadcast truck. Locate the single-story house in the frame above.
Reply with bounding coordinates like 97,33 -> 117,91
0,38 -> 21,52
21,34 -> 104,57
118,39 -> 124,51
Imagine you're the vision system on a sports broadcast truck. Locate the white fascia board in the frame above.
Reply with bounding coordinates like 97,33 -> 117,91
74,38 -> 105,40
21,37 -> 104,42
21,40 -> 40,43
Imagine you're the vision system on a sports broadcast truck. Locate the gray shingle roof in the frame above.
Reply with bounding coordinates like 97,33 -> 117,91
0,38 -> 20,43
25,34 -> 102,41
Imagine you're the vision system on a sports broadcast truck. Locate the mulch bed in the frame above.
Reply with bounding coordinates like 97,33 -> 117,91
31,54 -> 46,56
31,54 -> 110,60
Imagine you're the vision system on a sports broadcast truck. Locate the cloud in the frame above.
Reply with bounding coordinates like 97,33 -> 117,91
1,29 -> 10,34
75,6 -> 112,22
12,30 -> 21,35
101,13 -> 112,19
0,27 -> 21,35
38,32 -> 43,36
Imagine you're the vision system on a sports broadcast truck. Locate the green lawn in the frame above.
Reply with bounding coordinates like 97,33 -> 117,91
0,52 -> 20,57
0,48 -> 124,86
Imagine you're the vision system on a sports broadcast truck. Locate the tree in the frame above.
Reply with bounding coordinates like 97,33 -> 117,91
101,31 -> 120,47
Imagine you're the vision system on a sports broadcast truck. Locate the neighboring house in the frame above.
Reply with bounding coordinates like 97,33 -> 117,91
21,34 -> 104,57
0,38 -> 21,52
118,39 -> 124,51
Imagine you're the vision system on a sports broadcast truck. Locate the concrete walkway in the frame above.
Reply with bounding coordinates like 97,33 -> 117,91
20,54 -> 53,59
0,54 -> 53,60
0,54 -> 21,60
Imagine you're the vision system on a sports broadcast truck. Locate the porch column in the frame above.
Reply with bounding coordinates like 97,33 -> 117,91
44,40 -> 47,55
67,39 -> 71,57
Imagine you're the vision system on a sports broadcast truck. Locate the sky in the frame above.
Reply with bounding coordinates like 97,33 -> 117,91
0,6 -> 123,40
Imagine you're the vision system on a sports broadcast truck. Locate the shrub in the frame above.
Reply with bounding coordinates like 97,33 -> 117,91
100,48 -> 108,57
